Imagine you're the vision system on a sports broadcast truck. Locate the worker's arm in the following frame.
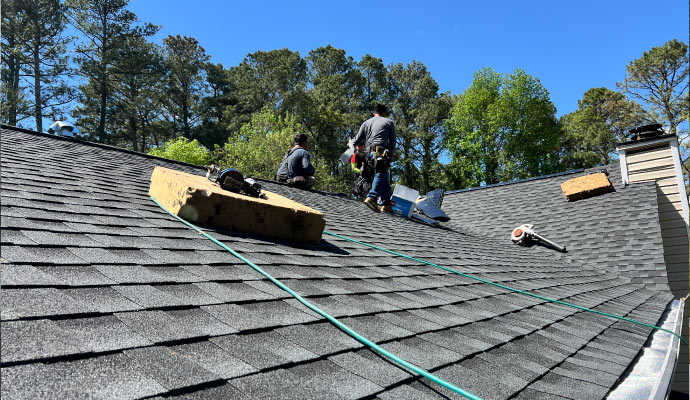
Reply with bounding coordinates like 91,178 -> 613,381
302,152 -> 315,176
352,122 -> 366,146
389,121 -> 396,151
350,153 -> 361,174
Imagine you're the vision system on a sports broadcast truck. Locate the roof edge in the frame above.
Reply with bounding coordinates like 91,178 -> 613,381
606,297 -> 685,400
1,124 -> 206,172
444,168 -> 586,195
651,297 -> 685,400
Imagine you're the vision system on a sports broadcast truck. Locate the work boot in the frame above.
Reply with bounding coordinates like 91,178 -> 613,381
380,205 -> 394,214
364,197 -> 380,213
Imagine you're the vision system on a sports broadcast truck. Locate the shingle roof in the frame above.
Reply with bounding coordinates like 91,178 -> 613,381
0,126 -> 676,399
443,166 -> 671,292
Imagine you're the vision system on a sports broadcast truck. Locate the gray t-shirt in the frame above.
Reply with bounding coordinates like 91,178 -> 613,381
276,147 -> 315,178
353,116 -> 396,150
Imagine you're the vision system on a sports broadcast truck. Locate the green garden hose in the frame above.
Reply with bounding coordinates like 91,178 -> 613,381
323,230 -> 687,347
151,197 -> 483,400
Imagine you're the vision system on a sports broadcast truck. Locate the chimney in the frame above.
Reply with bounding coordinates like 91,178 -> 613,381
616,123 -> 689,293
47,121 -> 77,137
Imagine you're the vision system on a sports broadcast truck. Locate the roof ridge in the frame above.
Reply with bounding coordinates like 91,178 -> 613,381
445,168 -> 586,195
1,124 -> 206,171
2,124 -> 357,199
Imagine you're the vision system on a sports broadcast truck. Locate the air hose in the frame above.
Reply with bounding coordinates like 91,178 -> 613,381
323,230 -> 688,347
150,197 -> 483,400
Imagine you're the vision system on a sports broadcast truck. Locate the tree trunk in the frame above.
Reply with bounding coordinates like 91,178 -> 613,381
129,115 -> 138,152
6,30 -> 19,125
182,98 -> 190,137
9,54 -> 20,126
129,84 -> 138,151
97,15 -> 107,142
33,39 -> 42,132
98,75 -> 107,141
140,115 -> 147,150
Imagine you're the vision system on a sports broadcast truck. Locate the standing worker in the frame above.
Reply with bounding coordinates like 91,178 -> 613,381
275,133 -> 316,189
352,104 -> 396,213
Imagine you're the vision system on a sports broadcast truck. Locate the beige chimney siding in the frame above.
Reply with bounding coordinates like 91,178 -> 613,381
616,134 -> 689,394
624,143 -> 688,294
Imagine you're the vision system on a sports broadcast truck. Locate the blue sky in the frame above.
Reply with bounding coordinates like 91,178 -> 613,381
129,0 -> 688,117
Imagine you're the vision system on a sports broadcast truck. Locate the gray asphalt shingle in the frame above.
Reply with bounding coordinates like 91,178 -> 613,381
0,126 -> 677,399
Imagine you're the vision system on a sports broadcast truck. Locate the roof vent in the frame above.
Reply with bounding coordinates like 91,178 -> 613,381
628,123 -> 665,141
47,121 -> 77,137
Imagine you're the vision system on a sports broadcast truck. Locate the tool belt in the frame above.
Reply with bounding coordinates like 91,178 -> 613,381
276,174 -> 308,189
366,145 -> 391,173
275,174 -> 288,183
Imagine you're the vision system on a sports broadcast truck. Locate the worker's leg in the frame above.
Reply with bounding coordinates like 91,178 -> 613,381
368,170 -> 390,203
305,176 -> 316,189
379,171 -> 391,205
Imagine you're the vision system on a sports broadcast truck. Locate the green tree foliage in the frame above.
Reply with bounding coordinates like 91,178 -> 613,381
386,61 -> 450,191
147,137 -> 210,165
445,68 -> 561,188
617,39 -> 689,186
445,68 -> 501,188
358,55 -> 387,113
67,0 -> 157,142
198,62 -> 236,148
110,36 -> 165,151
161,35 -> 210,139
212,107 -> 299,180
497,69 -> 561,179
301,46 -> 363,165
1,0 -> 31,126
617,39 -> 688,135
229,49 -> 307,120
15,0 -> 74,132
415,94 -> 453,192
560,87 -> 649,168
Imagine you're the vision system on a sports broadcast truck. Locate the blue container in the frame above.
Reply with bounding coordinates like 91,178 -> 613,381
391,196 -> 415,217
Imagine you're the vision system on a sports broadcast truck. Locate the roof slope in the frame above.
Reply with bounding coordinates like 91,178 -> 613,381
443,167 -> 670,292
0,126 -> 675,399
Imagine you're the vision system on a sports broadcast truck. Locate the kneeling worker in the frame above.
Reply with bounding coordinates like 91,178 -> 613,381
352,104 -> 395,213
276,133 -> 316,189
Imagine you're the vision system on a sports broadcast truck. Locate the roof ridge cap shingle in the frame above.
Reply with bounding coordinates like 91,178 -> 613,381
445,168 -> 586,195
1,124 -> 206,171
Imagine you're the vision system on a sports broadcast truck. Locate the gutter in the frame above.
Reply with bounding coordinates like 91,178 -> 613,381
607,297 -> 685,400
652,297 -> 685,400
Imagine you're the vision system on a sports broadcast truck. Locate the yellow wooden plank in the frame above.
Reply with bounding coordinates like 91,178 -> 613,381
149,166 -> 325,244
560,173 -> 613,201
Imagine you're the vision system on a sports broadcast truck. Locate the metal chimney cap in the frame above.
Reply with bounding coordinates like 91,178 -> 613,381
628,123 -> 664,140
48,121 -> 77,137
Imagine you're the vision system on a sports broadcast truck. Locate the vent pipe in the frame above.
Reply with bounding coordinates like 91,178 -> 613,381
47,121 -> 76,137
